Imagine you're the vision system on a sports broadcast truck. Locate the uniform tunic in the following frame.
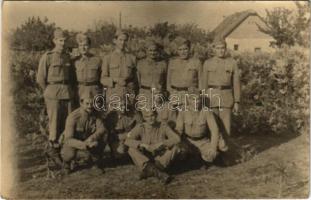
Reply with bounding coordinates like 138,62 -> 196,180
176,110 -> 227,162
74,53 -> 102,98
36,49 -> 75,141
100,50 -> 137,100
125,122 -> 180,170
202,56 -> 241,136
61,107 -> 107,162
167,57 -> 202,105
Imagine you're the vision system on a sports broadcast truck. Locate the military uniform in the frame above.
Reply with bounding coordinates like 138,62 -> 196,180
36,32 -> 74,143
167,58 -> 202,106
61,107 -> 108,165
74,53 -> 102,98
100,50 -> 137,102
176,110 -> 227,162
125,121 -> 180,171
137,58 -> 167,100
105,109 -> 143,155
202,56 -> 240,136
155,102 -> 178,129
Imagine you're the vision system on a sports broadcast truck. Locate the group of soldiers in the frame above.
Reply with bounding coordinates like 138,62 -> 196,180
36,27 -> 241,184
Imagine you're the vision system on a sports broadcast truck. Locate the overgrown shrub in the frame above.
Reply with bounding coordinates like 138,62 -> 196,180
232,47 -> 309,135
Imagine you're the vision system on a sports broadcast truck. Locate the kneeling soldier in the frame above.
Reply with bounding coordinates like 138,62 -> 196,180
61,92 -> 108,174
105,98 -> 143,157
176,88 -> 227,166
125,110 -> 180,184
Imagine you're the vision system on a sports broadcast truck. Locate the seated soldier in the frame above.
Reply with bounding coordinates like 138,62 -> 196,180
175,88 -> 227,167
61,92 -> 108,174
125,110 -> 181,184
105,98 -> 143,158
152,87 -> 178,129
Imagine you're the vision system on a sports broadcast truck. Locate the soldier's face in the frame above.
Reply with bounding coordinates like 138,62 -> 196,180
178,44 -> 190,59
81,98 -> 94,113
53,38 -> 66,51
215,44 -> 226,58
78,42 -> 90,55
147,45 -> 159,60
144,114 -> 157,125
114,34 -> 128,50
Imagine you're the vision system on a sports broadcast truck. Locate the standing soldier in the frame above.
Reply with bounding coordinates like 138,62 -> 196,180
74,33 -> 102,100
202,39 -> 240,137
100,30 -> 137,104
137,40 -> 167,108
175,88 -> 227,165
61,92 -> 108,174
125,110 -> 180,184
167,37 -> 202,108
36,28 -> 75,151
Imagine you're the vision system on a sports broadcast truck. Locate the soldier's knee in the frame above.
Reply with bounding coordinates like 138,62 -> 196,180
61,146 -> 76,162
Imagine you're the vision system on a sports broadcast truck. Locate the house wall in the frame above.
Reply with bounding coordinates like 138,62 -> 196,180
226,15 -> 275,52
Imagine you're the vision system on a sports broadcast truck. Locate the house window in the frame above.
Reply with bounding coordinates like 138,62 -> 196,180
234,44 -> 239,51
255,47 -> 261,52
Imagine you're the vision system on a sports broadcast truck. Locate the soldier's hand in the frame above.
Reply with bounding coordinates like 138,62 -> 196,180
233,102 -> 239,115
206,147 -> 217,161
152,142 -> 166,154
86,139 -> 98,148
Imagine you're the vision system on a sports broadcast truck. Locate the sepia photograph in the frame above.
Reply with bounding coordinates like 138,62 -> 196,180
1,1 -> 310,198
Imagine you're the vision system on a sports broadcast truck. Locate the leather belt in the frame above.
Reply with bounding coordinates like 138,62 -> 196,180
141,85 -> 151,90
48,81 -> 69,85
171,85 -> 188,91
187,135 -> 206,141
78,81 -> 99,86
208,85 -> 232,90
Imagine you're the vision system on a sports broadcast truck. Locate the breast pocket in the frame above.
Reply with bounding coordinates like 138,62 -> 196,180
109,64 -> 120,77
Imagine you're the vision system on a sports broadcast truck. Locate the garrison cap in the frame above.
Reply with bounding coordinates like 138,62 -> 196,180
53,28 -> 65,39
76,33 -> 91,45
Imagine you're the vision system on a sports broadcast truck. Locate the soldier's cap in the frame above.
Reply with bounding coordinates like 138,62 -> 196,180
76,33 -> 91,45
53,28 -> 65,39
115,29 -> 129,39
80,91 -> 95,101
174,36 -> 191,48
141,110 -> 157,117
213,38 -> 227,47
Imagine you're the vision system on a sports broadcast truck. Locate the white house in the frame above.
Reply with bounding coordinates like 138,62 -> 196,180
211,10 -> 275,52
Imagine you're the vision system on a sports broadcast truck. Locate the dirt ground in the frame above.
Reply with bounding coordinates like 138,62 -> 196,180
7,131 -> 309,199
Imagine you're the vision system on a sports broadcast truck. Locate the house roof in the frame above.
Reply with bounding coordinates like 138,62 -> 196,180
211,9 -> 261,41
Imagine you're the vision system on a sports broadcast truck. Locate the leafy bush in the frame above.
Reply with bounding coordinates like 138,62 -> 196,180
10,50 -> 44,135
232,47 -> 309,135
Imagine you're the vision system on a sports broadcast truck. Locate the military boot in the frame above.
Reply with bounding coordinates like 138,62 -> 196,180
144,162 -> 171,184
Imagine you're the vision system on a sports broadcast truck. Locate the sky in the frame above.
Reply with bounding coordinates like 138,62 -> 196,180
3,1 -> 298,32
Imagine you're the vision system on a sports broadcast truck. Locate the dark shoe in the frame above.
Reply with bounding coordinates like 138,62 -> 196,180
145,162 -> 172,184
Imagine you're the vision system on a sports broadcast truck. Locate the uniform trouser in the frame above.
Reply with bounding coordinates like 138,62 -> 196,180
45,98 -> 72,142
61,139 -> 106,163
109,133 -> 128,155
212,108 -> 232,136
169,89 -> 187,108
128,146 -> 178,171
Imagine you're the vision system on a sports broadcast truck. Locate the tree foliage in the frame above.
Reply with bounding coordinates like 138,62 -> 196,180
11,16 -> 56,51
258,2 -> 310,48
